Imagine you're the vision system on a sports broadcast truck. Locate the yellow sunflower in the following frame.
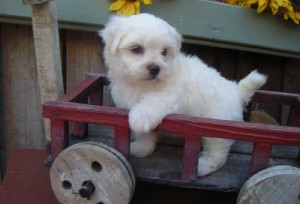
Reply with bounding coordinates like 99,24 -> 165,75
255,0 -> 300,24
109,0 -> 152,16
223,0 -> 300,24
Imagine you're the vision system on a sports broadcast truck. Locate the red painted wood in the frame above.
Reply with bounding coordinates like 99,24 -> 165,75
58,73 -> 107,102
72,122 -> 87,138
42,74 -> 300,182
249,143 -> 272,176
89,82 -> 103,106
286,97 -> 300,162
287,96 -> 300,127
0,150 -> 59,204
252,90 -> 299,105
114,127 -> 131,160
181,135 -> 201,181
70,74 -> 107,138
72,97 -> 88,138
51,119 -> 69,159
86,73 -> 104,106
43,101 -> 129,128
43,101 -> 300,146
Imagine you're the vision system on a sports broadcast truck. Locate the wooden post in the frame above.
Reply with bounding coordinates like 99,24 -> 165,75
181,135 -> 201,181
23,0 -> 64,141
114,127 -> 131,160
50,119 -> 69,160
249,142 -> 272,176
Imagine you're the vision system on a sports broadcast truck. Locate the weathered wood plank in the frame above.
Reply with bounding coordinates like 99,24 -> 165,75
282,59 -> 300,125
182,43 -> 218,68
1,0 -> 300,58
131,145 -> 300,192
182,44 -> 237,80
216,49 -> 237,80
23,0 -> 51,4
29,0 -> 64,141
0,24 -> 3,180
282,59 -> 300,94
66,30 -> 104,92
2,24 -> 46,162
236,52 -> 260,81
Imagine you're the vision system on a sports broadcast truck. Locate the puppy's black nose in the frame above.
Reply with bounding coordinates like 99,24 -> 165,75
148,65 -> 160,78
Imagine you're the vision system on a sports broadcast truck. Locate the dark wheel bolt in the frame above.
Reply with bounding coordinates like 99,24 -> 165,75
79,180 -> 95,200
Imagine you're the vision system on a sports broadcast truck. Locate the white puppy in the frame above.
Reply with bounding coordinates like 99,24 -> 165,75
100,14 -> 267,176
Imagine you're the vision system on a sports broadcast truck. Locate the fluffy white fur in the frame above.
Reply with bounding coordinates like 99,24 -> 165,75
100,14 -> 267,176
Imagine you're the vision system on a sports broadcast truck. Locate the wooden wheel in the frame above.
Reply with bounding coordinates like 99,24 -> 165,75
50,142 -> 135,204
249,110 -> 279,125
237,165 -> 300,204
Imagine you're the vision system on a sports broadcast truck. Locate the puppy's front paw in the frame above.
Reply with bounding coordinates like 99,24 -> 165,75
129,108 -> 160,133
130,140 -> 155,157
197,155 -> 225,177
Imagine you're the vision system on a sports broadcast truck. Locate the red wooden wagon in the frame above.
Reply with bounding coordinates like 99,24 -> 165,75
43,73 -> 300,204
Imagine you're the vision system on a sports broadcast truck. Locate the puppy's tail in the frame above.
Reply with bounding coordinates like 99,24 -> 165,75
238,70 -> 267,104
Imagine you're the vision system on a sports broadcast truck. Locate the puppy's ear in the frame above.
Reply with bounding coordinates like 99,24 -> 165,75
173,30 -> 182,55
168,25 -> 182,56
99,15 -> 126,55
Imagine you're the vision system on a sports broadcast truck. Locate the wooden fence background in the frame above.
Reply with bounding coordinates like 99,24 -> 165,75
0,23 -> 299,179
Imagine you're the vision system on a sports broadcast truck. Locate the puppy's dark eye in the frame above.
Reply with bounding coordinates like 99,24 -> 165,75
161,49 -> 167,56
130,46 -> 144,54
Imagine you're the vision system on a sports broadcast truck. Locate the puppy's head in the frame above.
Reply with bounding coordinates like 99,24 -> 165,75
100,14 -> 182,82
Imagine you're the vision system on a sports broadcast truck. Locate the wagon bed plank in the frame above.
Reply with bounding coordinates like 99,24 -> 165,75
71,125 -> 300,192
132,144 -> 299,192
87,124 -> 300,160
